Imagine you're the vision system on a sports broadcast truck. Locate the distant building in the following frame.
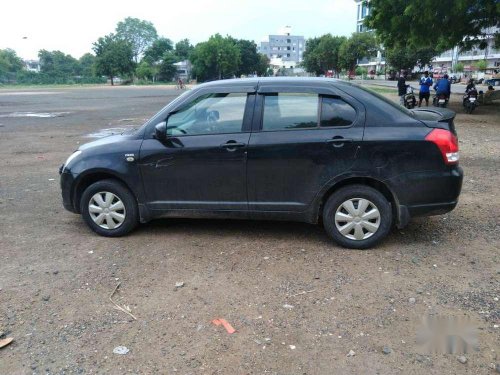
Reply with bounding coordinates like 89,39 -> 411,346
258,26 -> 306,70
24,60 -> 40,73
353,0 -> 384,73
355,0 -> 371,33
173,60 -> 191,81
433,28 -> 500,75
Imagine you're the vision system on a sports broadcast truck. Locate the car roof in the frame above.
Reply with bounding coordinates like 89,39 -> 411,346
198,77 -> 355,89
144,76 -> 419,133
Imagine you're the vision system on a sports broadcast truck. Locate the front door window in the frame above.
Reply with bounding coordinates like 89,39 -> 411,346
167,93 -> 247,136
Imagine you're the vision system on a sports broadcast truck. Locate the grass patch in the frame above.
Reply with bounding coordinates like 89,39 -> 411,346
0,82 -> 179,90
0,83 -> 106,90
362,86 -> 398,94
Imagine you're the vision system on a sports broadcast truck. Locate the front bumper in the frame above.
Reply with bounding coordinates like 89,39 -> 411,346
60,166 -> 77,213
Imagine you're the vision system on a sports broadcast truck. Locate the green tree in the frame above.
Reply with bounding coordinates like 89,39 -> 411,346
385,44 -> 437,72
93,34 -> 135,85
136,60 -> 155,80
454,63 -> 465,73
38,50 -> 78,78
365,0 -> 500,52
338,32 -> 378,72
143,37 -> 174,63
158,52 -> 178,81
475,59 -> 488,72
301,37 -> 322,75
77,53 -> 97,77
256,54 -> 270,76
229,38 -> 260,76
190,34 -> 240,81
0,48 -> 24,82
142,38 -> 178,82
302,34 -> 346,76
115,17 -> 158,62
175,39 -> 194,61
355,66 -> 368,77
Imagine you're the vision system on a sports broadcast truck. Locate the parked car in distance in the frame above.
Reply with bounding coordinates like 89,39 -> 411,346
60,78 -> 463,249
485,78 -> 500,86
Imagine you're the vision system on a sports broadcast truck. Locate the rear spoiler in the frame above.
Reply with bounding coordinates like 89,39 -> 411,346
411,108 -> 457,135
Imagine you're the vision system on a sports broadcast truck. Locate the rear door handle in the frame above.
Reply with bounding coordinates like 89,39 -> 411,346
326,137 -> 353,147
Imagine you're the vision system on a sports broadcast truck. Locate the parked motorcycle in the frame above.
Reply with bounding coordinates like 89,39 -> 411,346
433,93 -> 449,108
463,89 -> 479,114
404,85 -> 416,109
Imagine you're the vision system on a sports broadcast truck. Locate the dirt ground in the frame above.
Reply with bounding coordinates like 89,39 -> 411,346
0,84 -> 498,375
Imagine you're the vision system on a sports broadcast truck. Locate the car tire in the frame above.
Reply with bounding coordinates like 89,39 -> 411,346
322,185 -> 392,249
80,179 -> 138,237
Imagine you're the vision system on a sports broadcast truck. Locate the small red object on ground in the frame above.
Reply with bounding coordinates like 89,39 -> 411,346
212,318 -> 236,334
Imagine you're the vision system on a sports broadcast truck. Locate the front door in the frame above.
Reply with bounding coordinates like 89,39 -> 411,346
247,88 -> 365,212
139,92 -> 253,211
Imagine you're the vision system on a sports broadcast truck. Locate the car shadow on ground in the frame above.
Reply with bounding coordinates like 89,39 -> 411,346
129,216 -> 444,250
137,217 -> 327,240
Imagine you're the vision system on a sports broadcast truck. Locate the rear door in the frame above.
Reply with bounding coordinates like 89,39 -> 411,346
247,84 -> 365,212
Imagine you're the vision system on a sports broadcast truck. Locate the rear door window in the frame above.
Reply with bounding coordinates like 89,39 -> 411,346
262,93 -> 318,131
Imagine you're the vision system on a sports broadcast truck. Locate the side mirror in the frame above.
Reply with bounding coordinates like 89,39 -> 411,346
154,121 -> 167,141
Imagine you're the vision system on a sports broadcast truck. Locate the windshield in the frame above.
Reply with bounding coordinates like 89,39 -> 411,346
355,84 -> 415,117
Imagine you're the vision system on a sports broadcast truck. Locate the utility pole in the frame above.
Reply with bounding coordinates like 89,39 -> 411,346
218,51 -> 222,80
451,46 -> 459,72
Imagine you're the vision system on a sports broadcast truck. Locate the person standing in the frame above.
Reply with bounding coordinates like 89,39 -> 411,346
398,70 -> 407,106
418,71 -> 433,107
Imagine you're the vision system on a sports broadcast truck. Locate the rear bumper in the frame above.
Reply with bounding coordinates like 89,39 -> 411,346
404,201 -> 458,218
388,166 -> 463,226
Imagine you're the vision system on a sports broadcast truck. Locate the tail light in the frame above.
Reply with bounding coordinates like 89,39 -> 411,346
425,128 -> 459,165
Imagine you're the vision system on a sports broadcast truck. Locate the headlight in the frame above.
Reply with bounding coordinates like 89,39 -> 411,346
63,150 -> 82,171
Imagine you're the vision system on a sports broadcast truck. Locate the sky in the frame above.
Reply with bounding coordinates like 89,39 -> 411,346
0,0 -> 357,60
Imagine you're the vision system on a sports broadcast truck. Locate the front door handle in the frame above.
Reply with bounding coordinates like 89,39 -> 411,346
220,141 -> 246,151
326,137 -> 353,147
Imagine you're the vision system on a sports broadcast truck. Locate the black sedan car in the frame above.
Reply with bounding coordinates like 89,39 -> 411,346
60,78 -> 463,249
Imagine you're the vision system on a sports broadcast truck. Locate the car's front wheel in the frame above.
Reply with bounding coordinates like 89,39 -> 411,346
322,185 -> 392,249
80,179 -> 138,237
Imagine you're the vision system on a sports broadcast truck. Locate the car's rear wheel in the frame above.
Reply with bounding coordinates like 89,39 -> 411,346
80,179 -> 138,237
322,185 -> 392,249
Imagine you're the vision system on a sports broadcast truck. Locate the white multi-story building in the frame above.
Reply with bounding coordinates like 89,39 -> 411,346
433,29 -> 500,74
354,0 -> 384,73
355,0 -> 371,33
258,26 -> 306,70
